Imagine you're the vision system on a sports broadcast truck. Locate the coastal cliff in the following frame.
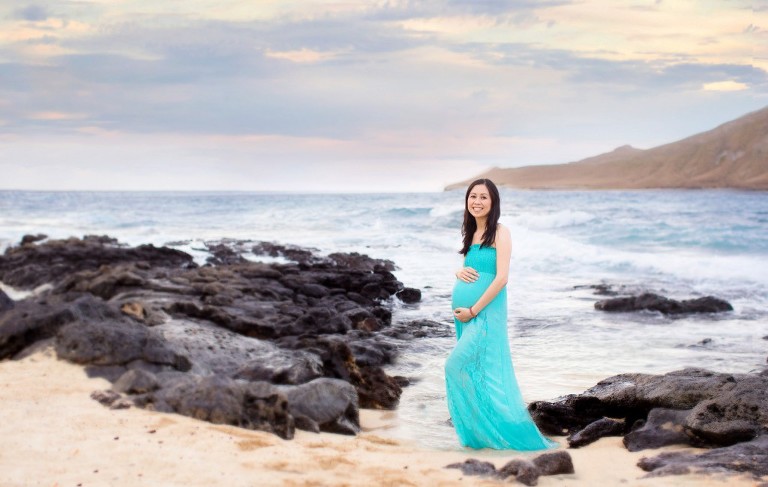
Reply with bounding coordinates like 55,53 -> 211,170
446,105 -> 768,190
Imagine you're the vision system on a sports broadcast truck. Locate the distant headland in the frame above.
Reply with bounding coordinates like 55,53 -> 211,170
445,105 -> 768,191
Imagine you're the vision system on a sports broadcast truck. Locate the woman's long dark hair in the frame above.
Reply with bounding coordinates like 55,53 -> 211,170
459,178 -> 501,255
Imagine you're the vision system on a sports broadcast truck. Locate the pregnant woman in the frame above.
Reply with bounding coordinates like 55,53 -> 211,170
445,178 -> 556,450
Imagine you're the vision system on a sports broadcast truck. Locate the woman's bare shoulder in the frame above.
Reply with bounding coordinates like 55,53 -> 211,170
496,223 -> 511,240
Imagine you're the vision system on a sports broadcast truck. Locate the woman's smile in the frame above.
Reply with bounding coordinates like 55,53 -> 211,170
467,185 -> 492,218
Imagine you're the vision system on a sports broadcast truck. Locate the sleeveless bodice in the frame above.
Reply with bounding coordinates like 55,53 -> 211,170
464,244 -> 497,275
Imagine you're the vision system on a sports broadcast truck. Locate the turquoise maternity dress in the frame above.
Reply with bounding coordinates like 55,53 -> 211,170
445,244 -> 556,450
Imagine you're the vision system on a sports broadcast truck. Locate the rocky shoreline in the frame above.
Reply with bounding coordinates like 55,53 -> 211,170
1,235 -> 766,484
0,235 -> 440,439
526,367 -> 768,481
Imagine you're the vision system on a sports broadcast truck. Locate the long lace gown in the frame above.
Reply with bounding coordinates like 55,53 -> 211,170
445,244 -> 556,450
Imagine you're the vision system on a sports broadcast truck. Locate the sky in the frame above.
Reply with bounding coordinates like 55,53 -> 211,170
0,0 -> 766,192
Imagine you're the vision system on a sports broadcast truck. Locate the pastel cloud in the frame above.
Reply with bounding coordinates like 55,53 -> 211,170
702,80 -> 750,91
27,111 -> 88,121
265,48 -> 345,63
0,0 -> 764,191
12,4 -> 48,22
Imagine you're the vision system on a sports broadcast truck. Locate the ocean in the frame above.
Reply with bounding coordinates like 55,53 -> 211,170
1,189 -> 767,450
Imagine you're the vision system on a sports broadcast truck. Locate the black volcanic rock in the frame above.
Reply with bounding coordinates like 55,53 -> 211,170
528,395 -> 608,436
357,364 -> 403,409
113,369 -> 161,395
0,235 -> 195,289
280,378 -> 359,435
60,265 -> 147,300
91,390 -> 132,410
529,367 -> 768,480
0,289 -> 13,314
396,287 -> 421,303
327,252 -> 396,272
638,435 -> 768,479
532,451 -> 575,475
568,417 -> 626,448
595,292 -> 733,315
55,311 -> 191,370
686,394 -> 764,446
0,236 -> 423,440
382,319 -> 453,340
205,241 -> 249,266
252,241 -> 319,265
531,368 -> 767,447
0,294 -> 125,360
347,334 -> 399,366
574,283 -> 624,296
623,408 -> 692,451
147,375 -> 295,440
20,234 -> 48,246
497,459 -> 538,486
446,459 -> 497,477
448,451 -> 575,486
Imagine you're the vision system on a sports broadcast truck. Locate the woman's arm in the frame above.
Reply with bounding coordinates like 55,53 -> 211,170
471,225 -> 510,313
454,226 -> 511,322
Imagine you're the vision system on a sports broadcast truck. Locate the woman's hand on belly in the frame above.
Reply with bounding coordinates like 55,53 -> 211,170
455,266 -> 479,283
453,307 -> 474,323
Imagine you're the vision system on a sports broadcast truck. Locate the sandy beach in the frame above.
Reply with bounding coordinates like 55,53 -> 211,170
0,348 -> 757,487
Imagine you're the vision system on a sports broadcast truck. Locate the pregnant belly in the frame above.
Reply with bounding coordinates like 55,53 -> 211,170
452,274 -> 493,308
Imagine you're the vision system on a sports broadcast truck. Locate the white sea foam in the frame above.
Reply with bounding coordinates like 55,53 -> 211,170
511,209 -> 596,229
429,203 -> 462,219
0,281 -> 53,300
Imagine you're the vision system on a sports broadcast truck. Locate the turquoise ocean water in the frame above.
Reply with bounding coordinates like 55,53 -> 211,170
1,189 -> 766,449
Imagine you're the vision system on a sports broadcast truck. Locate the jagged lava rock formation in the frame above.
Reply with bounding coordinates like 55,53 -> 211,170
0,235 -> 444,439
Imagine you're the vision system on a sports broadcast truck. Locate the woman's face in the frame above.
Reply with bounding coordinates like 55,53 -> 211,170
467,184 -> 492,219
